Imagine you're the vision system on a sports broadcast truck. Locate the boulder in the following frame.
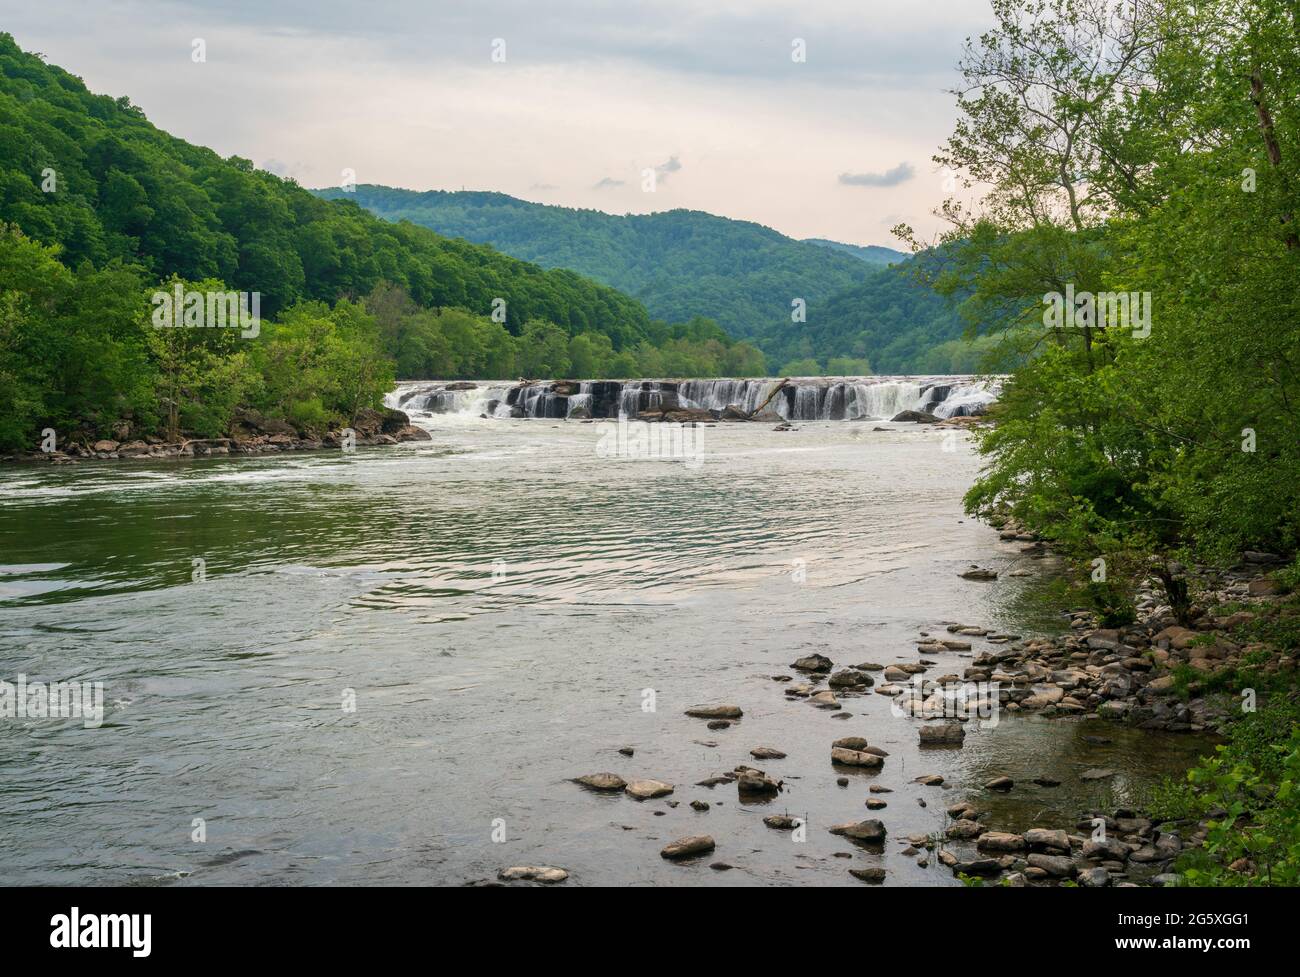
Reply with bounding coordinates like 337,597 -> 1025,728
849,867 -> 887,883
831,747 -> 883,768
573,772 -> 626,791
750,746 -> 787,760
919,724 -> 966,745
736,769 -> 780,794
661,835 -> 715,860
829,819 -> 887,842
976,832 -> 1026,853
1027,853 -> 1075,878
890,410 -> 940,423
763,815 -> 802,830
684,704 -> 743,719
625,779 -> 674,800
791,654 -> 833,673
829,668 -> 872,688
1024,828 -> 1070,854
498,866 -> 569,883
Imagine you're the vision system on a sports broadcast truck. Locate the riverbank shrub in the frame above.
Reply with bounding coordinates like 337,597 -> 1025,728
907,0 -> 1300,608
1166,700 -> 1300,886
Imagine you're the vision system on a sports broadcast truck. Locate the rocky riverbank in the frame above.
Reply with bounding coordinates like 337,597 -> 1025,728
1,407 -> 432,464
498,517 -> 1296,887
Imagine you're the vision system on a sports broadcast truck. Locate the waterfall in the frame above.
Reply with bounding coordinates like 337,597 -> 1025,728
388,376 -> 1001,421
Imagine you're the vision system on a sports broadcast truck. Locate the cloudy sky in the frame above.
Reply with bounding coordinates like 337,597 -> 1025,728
5,0 -> 995,246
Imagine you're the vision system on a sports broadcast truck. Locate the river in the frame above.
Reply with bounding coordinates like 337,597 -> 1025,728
0,403 -> 1211,885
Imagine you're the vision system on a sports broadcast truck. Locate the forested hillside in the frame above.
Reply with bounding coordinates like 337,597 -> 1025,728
0,34 -> 764,449
800,238 -> 904,265
314,184 -> 979,373
312,187 -> 874,336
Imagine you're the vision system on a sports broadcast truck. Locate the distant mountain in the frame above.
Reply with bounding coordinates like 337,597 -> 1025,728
800,239 -> 906,266
315,185 -> 981,374
312,186 -> 879,340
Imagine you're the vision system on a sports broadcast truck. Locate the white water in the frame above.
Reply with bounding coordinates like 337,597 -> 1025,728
387,376 -> 1001,422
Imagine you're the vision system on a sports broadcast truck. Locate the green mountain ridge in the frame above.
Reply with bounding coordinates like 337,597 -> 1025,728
314,184 -> 972,373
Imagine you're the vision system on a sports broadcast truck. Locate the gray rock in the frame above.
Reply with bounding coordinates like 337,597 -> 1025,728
498,865 -> 569,883
574,772 -> 626,791
625,779 -> 674,800
685,704 -> 743,719
829,819 -> 887,842
661,835 -> 716,859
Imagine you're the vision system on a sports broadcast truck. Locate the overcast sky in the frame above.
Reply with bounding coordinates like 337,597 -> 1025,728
5,0 -> 995,246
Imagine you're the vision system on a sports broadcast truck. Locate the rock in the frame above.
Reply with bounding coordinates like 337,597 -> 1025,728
1248,578 -> 1280,596
625,779 -> 674,800
685,704 -> 743,719
1082,837 -> 1131,861
977,831 -> 1026,853
947,819 -> 985,840
865,799 -> 887,810
574,772 -> 626,791
1032,777 -> 1061,788
919,724 -> 966,745
498,866 -> 569,883
829,819 -> 887,842
832,736 -> 870,752
831,747 -> 883,768
849,867 -> 887,883
707,720 -> 731,730
890,410 -> 940,423
960,568 -> 999,581
91,439 -> 119,452
1080,768 -> 1117,781
690,800 -> 710,812
661,835 -> 715,860
985,776 -> 1014,791
791,654 -> 833,673
1153,625 -> 1200,650
750,746 -> 787,760
829,668 -> 872,688
915,774 -> 944,785
618,747 -> 634,757
763,814 -> 802,830
1078,867 -> 1111,887
1024,828 -> 1070,854
953,858 -> 1002,876
736,769 -> 781,794
1027,853 -> 1075,878
810,690 -> 841,709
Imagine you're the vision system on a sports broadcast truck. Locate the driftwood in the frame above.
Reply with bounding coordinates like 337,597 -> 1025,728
747,378 -> 791,419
